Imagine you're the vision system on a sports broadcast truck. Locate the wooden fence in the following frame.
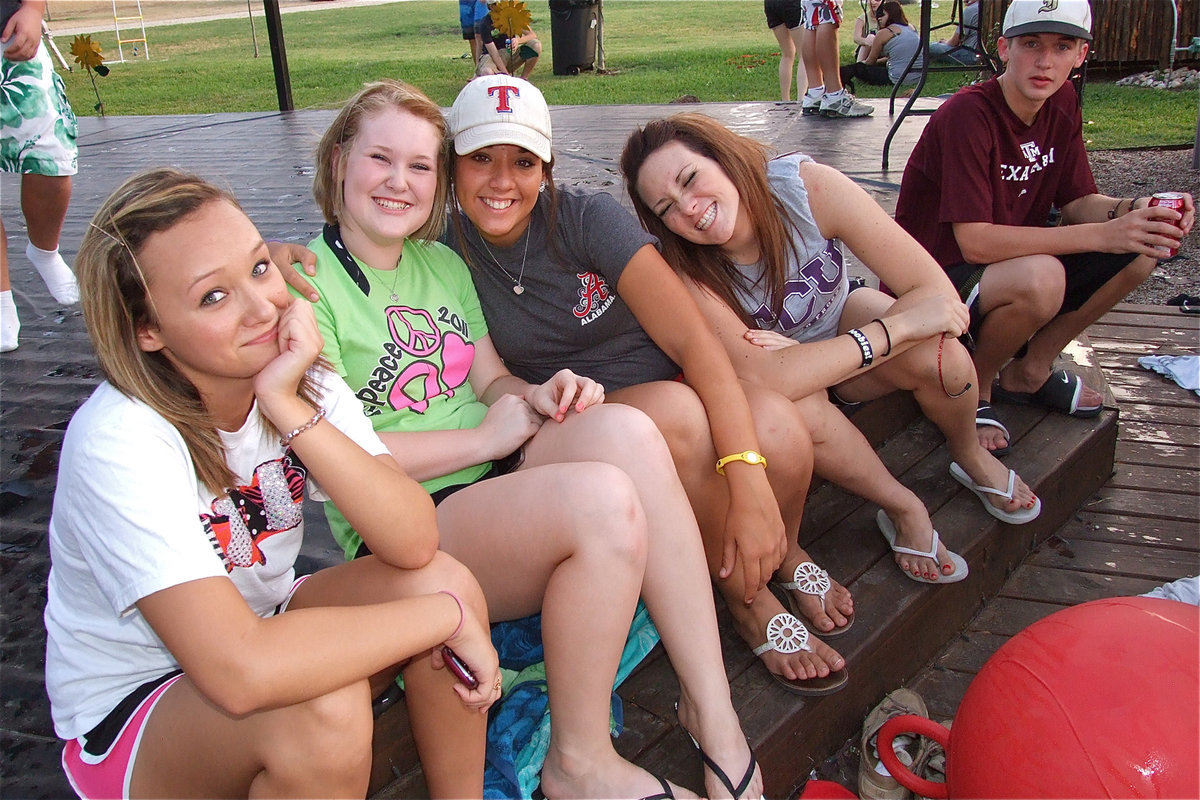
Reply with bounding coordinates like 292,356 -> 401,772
979,0 -> 1199,68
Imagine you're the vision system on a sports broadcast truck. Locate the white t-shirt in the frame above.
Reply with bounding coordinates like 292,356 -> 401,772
44,371 -> 387,740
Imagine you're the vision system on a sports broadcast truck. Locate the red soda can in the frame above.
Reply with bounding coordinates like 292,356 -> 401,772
1150,192 -> 1185,257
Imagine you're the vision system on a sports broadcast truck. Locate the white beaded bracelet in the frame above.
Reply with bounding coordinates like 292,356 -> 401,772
279,407 -> 326,448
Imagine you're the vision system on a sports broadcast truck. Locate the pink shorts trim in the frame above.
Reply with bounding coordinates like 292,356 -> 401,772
61,673 -> 185,800
276,573 -> 311,614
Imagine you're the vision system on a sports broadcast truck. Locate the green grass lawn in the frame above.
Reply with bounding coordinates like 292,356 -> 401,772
57,0 -> 1194,150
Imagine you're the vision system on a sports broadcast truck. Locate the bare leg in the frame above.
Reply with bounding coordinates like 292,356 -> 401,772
284,552 -> 490,799
131,675 -> 374,798
21,173 -> 71,250
816,23 -> 843,92
523,401 -> 762,798
790,26 -> 808,97
130,553 -> 491,798
793,391 -> 953,580
835,289 -> 1037,521
609,382 -> 846,686
799,26 -> 823,89
772,24 -> 797,101
435,463 -> 695,799
1,219 -> 9,291
967,256 -> 1064,450
1000,254 -> 1157,398
1,220 -> 16,352
20,174 -> 79,303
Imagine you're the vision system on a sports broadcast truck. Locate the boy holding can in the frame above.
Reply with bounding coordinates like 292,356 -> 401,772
894,0 -> 1192,455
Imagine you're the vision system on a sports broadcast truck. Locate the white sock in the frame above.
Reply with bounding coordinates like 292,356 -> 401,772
26,242 -> 80,305
805,86 -> 824,99
1,290 -> 19,353
824,88 -> 846,100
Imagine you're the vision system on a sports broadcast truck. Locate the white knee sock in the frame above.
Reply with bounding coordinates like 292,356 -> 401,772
26,242 -> 80,305
1,290 -> 19,353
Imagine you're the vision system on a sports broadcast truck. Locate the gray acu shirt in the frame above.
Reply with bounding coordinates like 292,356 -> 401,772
449,185 -> 680,390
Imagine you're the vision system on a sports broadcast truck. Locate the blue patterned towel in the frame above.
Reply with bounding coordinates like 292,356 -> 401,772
483,601 -> 660,799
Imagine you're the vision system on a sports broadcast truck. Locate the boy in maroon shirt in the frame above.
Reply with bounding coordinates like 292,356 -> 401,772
895,0 -> 1193,455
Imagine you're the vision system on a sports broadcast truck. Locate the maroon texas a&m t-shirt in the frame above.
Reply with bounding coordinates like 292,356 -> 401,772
895,78 -> 1098,267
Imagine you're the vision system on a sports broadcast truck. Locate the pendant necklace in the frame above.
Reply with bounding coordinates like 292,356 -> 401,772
364,262 -> 402,302
479,225 -> 530,295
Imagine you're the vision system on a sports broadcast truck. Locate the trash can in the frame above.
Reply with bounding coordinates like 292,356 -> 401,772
548,0 -> 598,76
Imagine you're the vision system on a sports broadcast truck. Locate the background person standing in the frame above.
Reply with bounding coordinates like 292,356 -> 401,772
1,0 -> 80,353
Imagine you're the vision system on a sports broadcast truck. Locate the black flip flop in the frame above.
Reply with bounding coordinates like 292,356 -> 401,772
679,714 -> 761,799
993,369 -> 1102,418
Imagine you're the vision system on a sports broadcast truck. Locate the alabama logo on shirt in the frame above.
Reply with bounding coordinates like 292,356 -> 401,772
573,271 -> 615,325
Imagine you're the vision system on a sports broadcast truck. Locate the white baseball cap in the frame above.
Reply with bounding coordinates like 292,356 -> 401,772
449,76 -> 553,163
1002,0 -> 1092,42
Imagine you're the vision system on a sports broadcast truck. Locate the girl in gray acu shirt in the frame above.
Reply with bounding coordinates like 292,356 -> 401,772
622,113 -> 1042,590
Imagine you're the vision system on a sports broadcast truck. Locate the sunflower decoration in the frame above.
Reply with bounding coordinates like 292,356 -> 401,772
70,34 -> 110,115
491,0 -> 532,39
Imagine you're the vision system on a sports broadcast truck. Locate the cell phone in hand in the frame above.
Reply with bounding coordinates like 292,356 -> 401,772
441,646 -> 479,689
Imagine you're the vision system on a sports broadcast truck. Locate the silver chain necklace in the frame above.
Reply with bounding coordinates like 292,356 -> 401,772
363,262 -> 402,302
479,225 -> 531,295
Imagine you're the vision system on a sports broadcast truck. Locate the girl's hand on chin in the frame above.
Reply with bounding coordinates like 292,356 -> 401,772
253,299 -> 326,416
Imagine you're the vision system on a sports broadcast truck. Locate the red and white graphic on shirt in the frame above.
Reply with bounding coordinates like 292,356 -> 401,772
201,451 -> 306,573
572,271 -> 615,324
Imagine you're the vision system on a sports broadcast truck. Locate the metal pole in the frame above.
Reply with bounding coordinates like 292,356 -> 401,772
595,0 -> 604,72
248,0 -> 259,58
263,0 -> 293,112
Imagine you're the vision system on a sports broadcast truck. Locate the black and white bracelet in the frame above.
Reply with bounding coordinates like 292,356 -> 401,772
846,327 -> 874,368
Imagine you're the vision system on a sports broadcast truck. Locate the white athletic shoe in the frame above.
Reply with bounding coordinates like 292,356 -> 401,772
820,91 -> 875,118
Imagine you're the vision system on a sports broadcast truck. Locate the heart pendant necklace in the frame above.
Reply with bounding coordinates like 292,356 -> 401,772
479,225 -> 530,296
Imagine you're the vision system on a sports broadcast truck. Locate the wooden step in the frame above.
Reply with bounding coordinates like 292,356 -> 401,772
366,342 -> 1118,799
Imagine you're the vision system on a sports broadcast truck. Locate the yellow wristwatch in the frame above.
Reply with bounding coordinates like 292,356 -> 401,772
715,450 -> 768,475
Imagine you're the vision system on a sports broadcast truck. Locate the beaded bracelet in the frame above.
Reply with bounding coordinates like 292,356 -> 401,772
279,407 -> 326,448
439,590 -> 466,639
871,318 -> 893,357
846,327 -> 874,368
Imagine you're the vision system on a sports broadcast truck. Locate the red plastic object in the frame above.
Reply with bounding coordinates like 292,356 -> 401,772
878,597 -> 1199,798
797,779 -> 857,799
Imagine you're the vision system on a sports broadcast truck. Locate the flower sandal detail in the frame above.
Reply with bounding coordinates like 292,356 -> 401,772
775,561 -> 854,638
751,612 -> 848,696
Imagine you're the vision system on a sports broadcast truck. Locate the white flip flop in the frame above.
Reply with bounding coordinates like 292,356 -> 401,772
949,462 -> 1041,524
875,509 -> 968,584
